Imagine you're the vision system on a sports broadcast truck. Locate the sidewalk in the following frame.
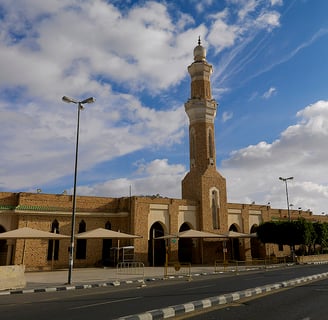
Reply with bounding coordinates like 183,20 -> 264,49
1,265 -> 224,294
1,263 -> 289,295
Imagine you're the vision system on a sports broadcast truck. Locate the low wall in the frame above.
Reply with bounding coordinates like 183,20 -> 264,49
0,265 -> 26,291
297,254 -> 328,264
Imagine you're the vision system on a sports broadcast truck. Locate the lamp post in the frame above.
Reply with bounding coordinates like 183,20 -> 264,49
279,176 -> 294,261
279,176 -> 293,221
62,95 -> 95,284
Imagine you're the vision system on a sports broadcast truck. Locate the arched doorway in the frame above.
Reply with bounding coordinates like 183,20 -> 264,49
178,223 -> 193,263
76,220 -> 87,260
102,221 -> 112,266
229,224 -> 240,261
250,225 -> 264,259
0,225 -> 7,265
47,220 -> 59,261
148,222 -> 166,266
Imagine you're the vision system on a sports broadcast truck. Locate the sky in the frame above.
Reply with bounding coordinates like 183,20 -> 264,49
0,0 -> 328,215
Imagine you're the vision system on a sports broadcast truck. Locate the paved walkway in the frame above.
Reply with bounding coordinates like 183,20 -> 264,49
1,264 -> 252,294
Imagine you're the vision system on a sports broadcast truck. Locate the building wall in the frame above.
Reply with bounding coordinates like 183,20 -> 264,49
1,192 -> 328,269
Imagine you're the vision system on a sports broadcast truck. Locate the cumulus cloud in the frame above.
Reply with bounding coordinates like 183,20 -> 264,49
221,100 -> 328,215
77,159 -> 186,199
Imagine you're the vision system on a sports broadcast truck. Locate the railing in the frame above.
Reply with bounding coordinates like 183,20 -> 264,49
164,262 -> 192,281
214,258 -> 288,273
116,261 -> 145,285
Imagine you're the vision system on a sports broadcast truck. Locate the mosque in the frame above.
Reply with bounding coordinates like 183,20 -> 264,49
0,40 -> 323,270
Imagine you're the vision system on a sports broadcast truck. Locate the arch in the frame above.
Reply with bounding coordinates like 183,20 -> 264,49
102,221 -> 112,266
178,223 -> 193,263
250,224 -> 265,259
47,220 -> 60,261
148,222 -> 166,266
208,128 -> 214,159
210,189 -> 220,229
190,128 -> 196,167
0,225 -> 7,265
76,220 -> 87,259
229,224 -> 240,261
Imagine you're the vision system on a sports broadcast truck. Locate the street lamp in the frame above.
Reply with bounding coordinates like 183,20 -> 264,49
62,95 -> 95,284
279,176 -> 294,261
279,176 -> 293,221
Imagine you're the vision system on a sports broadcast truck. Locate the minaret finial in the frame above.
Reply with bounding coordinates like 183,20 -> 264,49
198,36 -> 201,46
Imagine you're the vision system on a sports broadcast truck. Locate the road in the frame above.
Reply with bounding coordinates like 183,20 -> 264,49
0,264 -> 327,319
185,276 -> 328,320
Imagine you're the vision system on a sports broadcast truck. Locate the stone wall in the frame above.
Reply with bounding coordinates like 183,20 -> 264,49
0,265 -> 26,291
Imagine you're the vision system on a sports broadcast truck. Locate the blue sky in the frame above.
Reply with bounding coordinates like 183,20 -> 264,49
0,0 -> 328,215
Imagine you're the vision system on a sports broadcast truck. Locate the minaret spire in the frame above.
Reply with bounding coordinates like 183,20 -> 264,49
182,40 -> 228,232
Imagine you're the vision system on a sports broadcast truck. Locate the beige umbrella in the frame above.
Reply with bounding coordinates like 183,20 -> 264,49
0,227 -> 69,266
155,229 -> 225,239
178,229 -> 226,238
75,228 -> 141,264
75,228 -> 141,239
0,227 -> 69,239
223,231 -> 257,238
155,229 -> 225,264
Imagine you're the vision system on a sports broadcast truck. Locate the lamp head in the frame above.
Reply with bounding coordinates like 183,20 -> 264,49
62,96 -> 77,104
80,97 -> 95,104
62,96 -> 95,104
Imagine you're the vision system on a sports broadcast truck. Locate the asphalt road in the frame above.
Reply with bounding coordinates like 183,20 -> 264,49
0,264 -> 327,319
184,276 -> 328,320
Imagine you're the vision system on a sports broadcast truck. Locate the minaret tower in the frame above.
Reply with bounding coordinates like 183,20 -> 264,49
182,38 -> 228,232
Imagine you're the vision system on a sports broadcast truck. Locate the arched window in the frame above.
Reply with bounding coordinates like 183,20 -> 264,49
76,220 -> 86,259
190,129 -> 196,167
47,220 -> 59,260
211,190 -> 220,229
208,129 -> 213,159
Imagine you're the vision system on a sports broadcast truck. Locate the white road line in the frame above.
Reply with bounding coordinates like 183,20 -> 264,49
69,296 -> 142,310
182,285 -> 215,291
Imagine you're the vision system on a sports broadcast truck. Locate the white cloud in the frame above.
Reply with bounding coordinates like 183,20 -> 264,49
262,87 -> 277,99
221,100 -> 328,215
271,0 -> 283,6
237,0 -> 258,20
255,11 -> 280,30
222,111 -> 233,122
0,91 -> 186,190
77,159 -> 186,198
208,10 -> 242,52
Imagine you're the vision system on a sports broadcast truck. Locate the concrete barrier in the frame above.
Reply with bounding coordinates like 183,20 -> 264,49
0,265 -> 26,291
297,254 -> 328,264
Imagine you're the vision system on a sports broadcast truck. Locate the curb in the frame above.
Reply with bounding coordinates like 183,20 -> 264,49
0,278 -> 148,296
0,270 -> 228,295
115,272 -> 328,320
0,265 -> 273,295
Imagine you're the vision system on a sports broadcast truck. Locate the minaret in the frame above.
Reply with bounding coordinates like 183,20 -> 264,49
182,38 -> 228,232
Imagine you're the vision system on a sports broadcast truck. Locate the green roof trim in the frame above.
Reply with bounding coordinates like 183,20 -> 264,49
0,205 -> 16,210
15,205 -> 70,212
